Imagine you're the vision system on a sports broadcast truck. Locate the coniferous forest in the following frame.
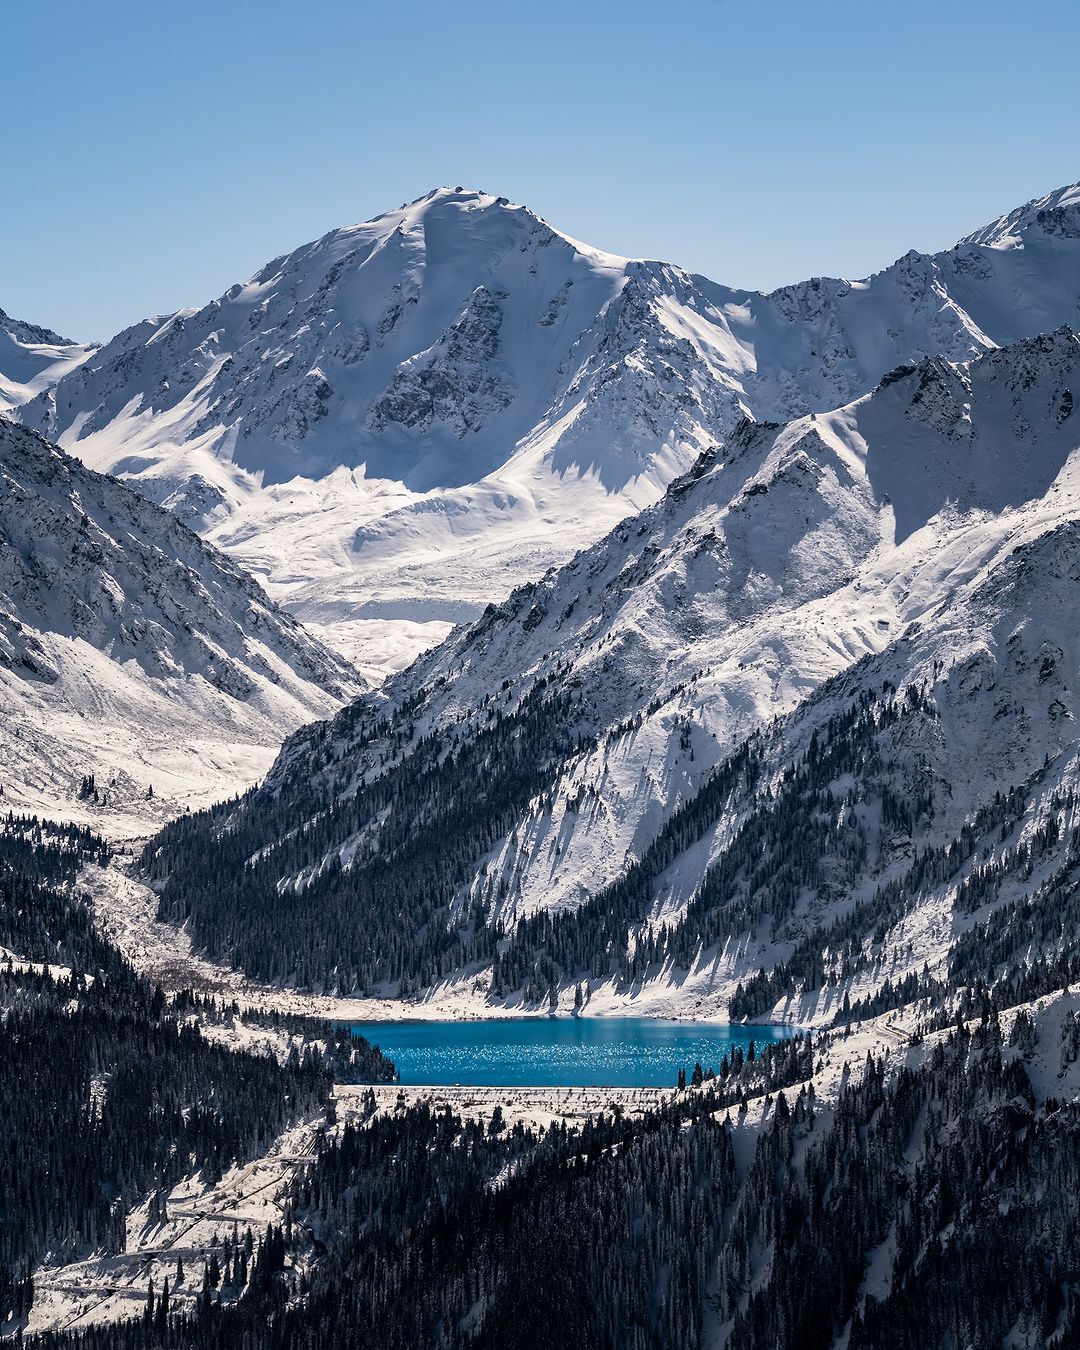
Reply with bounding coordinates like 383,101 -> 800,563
142,668 -> 1068,1023
0,817 -> 393,1333
12,806 -> 1080,1346
2,807 -> 1079,1347
11,1017 -> 1080,1349
81,660 -> 1080,1347
10,658 -> 1080,1349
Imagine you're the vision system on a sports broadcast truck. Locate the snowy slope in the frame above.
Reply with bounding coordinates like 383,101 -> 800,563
19,184 -> 1080,678
143,325 -> 1080,1011
0,418 -> 358,833
0,307 -> 94,413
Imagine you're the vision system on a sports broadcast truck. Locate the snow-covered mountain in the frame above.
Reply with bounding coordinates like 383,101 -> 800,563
0,417 -> 358,833
0,308 -> 94,413
144,324 -> 1080,1015
19,183 -> 1080,679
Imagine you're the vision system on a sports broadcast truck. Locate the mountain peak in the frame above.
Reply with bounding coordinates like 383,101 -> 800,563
375,184 -> 541,232
412,184 -> 506,205
0,306 -> 96,415
17,179 -> 1080,684
956,181 -> 1080,250
0,305 -> 77,349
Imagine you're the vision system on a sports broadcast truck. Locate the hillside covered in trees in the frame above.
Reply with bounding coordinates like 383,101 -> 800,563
0,816 -> 393,1331
14,1010 -> 1080,1349
141,329 -> 1080,1028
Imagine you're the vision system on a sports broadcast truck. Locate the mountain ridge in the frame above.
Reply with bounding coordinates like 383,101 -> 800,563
141,321 -> 1080,1014
0,416 -> 359,831
0,307 -> 95,415
15,180 -> 1080,678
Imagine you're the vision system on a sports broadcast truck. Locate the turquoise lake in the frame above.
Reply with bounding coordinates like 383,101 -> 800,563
348,1018 -> 792,1088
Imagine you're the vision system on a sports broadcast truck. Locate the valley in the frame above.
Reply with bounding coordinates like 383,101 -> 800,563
5,175 -> 1080,1348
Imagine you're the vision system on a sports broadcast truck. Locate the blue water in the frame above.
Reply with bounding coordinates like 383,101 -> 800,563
348,1018 -> 792,1088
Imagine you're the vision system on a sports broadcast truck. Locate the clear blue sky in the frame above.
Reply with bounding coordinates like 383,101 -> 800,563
7,0 -> 1078,342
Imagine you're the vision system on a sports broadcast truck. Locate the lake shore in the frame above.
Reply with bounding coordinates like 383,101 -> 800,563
86,858 -> 812,1028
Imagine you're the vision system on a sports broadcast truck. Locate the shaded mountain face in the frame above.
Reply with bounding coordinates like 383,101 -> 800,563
143,326 -> 1080,1012
0,307 -> 94,414
0,418 -> 359,830
18,183 -> 1080,678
